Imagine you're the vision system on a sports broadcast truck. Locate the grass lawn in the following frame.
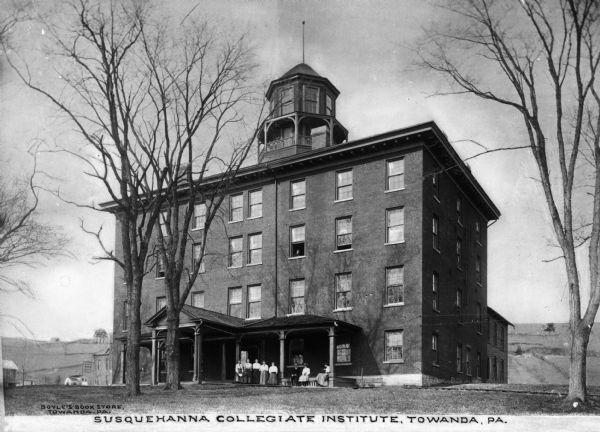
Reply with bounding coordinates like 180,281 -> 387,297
5,383 -> 600,415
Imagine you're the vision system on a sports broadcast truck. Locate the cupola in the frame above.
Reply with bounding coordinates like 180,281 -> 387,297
258,63 -> 348,163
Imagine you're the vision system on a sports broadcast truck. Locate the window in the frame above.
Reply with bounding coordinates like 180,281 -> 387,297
248,233 -> 262,265
386,207 -> 405,243
384,330 -> 403,362
475,219 -> 482,243
290,225 -> 305,257
499,359 -> 504,381
492,357 -> 497,380
385,266 -> 404,305
192,203 -> 206,230
476,256 -> 481,283
325,94 -> 333,115
123,301 -> 128,331
456,344 -> 463,373
335,273 -> 352,309
499,325 -> 504,348
192,243 -> 205,273
229,193 -> 243,222
456,288 -> 463,323
466,347 -> 472,376
229,236 -> 243,267
336,342 -> 351,364
432,272 -> 439,311
304,86 -> 319,113
228,287 -> 242,318
493,322 -> 498,346
156,252 -> 165,278
335,216 -> 352,250
248,189 -> 262,219
191,291 -> 204,308
290,279 -> 305,314
432,172 -> 439,198
432,215 -> 439,251
290,179 -> 306,209
386,158 -> 405,191
247,284 -> 261,319
159,211 -> 169,237
156,296 -> 166,312
335,169 -> 353,201
281,86 -> 294,115
457,197 -> 463,225
456,237 -> 462,269
432,333 -> 439,365
476,352 -> 482,378
477,303 -> 482,333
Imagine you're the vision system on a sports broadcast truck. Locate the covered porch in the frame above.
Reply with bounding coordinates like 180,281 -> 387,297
140,305 -> 360,387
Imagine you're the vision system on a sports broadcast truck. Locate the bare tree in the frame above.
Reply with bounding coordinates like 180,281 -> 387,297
417,0 -> 600,405
142,18 -> 262,390
0,163 -> 68,298
2,0 -> 260,395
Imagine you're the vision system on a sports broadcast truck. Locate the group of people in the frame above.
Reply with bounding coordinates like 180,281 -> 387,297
235,359 -> 279,385
290,363 -> 330,387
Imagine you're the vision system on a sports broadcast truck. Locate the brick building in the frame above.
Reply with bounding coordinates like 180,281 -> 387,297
487,307 -> 512,383
111,63 -> 509,386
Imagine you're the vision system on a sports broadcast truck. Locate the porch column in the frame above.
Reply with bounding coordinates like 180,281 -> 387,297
235,337 -> 241,362
220,342 -> 227,380
151,330 -> 157,386
328,327 -> 335,388
193,325 -> 203,384
120,345 -> 126,384
278,331 -> 286,383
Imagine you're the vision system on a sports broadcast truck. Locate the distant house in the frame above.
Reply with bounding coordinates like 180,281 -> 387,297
91,347 -> 112,386
3,360 -> 18,388
487,307 -> 512,383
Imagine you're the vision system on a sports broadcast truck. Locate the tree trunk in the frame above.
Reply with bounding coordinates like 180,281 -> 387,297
163,310 -> 181,390
125,279 -> 142,397
568,324 -> 590,404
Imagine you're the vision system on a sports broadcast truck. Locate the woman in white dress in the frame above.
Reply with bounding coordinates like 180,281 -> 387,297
268,362 -> 278,385
299,363 -> 310,386
259,361 -> 269,385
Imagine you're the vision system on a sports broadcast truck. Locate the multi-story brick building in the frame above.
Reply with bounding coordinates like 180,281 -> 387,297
110,63 -> 509,386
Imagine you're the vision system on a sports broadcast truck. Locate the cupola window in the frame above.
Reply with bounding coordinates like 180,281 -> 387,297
304,86 -> 319,114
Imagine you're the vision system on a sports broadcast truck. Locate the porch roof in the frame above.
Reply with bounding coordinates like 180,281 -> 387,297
144,306 -> 361,333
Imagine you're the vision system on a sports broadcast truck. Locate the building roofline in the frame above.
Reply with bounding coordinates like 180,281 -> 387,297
487,306 -> 514,327
100,121 -> 500,219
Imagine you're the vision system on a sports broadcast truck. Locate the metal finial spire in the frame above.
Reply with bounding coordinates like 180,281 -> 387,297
302,21 -> 305,63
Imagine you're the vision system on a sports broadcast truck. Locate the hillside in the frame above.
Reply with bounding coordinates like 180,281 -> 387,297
509,323 -> 600,385
1,337 -> 109,384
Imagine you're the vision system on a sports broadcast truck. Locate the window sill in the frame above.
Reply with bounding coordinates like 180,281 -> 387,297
383,360 -> 404,364
335,362 -> 352,366
433,247 -> 441,254
289,207 -> 306,212
334,248 -> 353,254
433,363 -> 440,368
457,221 -> 463,228
286,312 -> 305,317
457,266 -> 463,272
477,331 -> 483,335
246,216 -> 262,221
458,321 -> 464,326
384,303 -> 404,308
191,227 -> 204,232
227,265 -> 243,269
433,308 -> 441,314
384,188 -> 405,194
333,307 -> 353,312
155,276 -> 165,280
385,241 -> 405,246
228,220 -> 243,224
245,317 -> 261,321
246,262 -> 262,267
433,195 -> 440,203
476,240 -> 483,247
288,256 -> 306,260
334,198 -> 353,203
476,281 -> 482,287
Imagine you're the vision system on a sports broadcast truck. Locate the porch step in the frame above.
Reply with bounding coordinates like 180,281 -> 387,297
332,376 -> 357,388
355,376 -> 383,388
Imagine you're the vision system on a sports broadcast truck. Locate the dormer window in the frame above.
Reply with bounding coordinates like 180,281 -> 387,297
304,86 -> 319,114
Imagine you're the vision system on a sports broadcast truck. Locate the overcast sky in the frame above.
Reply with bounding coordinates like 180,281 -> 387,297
0,0 -> 581,341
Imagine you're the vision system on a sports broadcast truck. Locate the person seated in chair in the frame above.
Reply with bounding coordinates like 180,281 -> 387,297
316,363 -> 330,387
299,363 -> 311,386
